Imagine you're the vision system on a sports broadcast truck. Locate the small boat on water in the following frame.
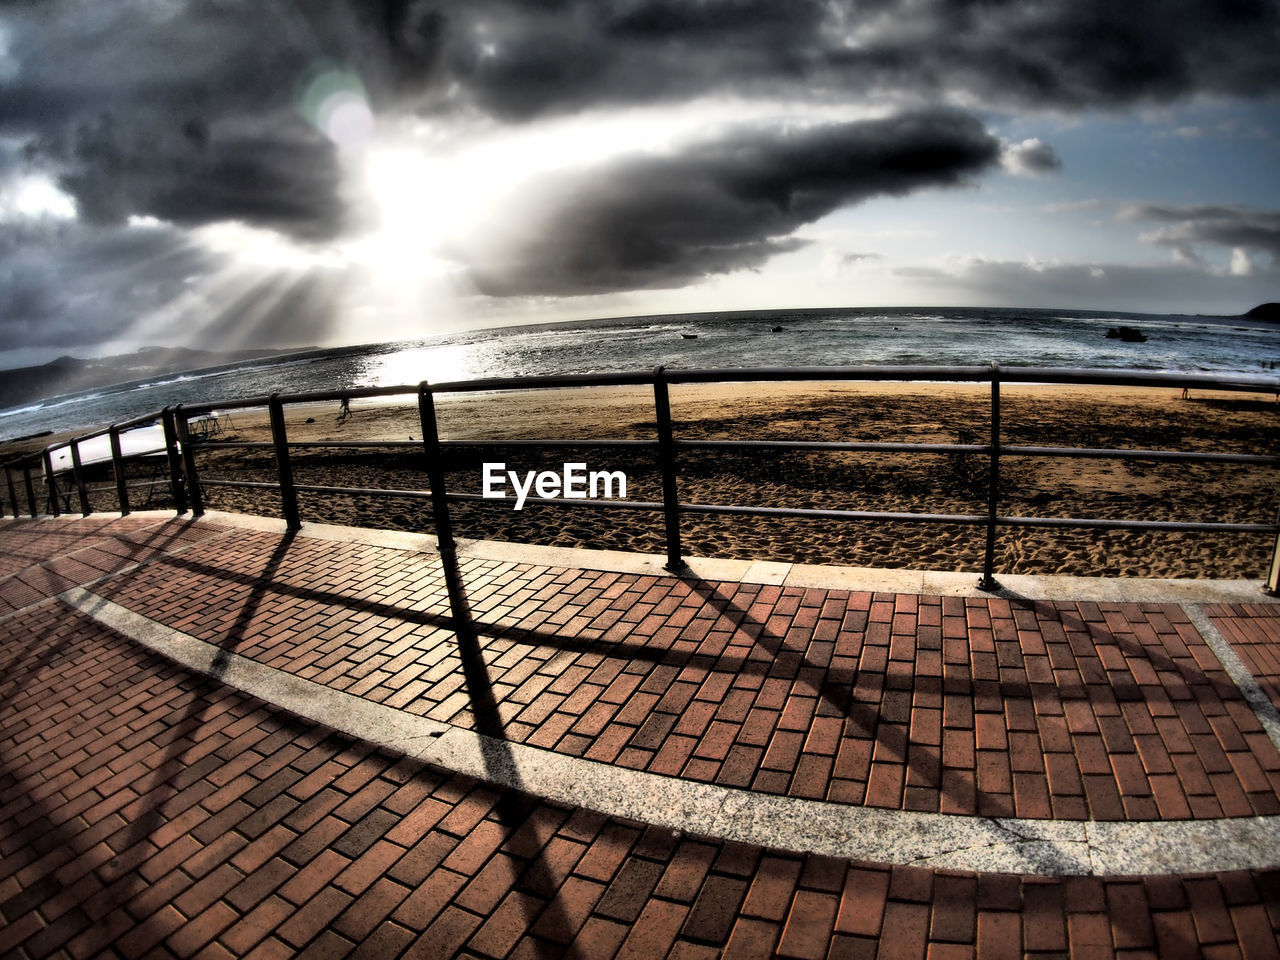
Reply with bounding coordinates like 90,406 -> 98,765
681,333 -> 698,340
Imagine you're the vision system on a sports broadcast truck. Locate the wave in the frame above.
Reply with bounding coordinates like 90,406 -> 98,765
0,391 -> 106,418
0,402 -> 50,418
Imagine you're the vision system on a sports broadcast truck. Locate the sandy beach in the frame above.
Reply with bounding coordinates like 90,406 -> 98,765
7,381 -> 1279,580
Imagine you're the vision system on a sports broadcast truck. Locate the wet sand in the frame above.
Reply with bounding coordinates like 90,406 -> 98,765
8,382 -> 1280,579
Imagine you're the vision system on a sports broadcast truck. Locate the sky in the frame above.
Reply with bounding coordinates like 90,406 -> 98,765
0,0 -> 1278,369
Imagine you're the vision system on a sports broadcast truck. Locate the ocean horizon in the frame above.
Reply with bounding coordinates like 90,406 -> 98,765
3,305 -> 1278,442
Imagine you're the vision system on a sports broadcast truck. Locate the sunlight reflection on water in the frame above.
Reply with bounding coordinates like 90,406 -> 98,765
353,343 -> 483,388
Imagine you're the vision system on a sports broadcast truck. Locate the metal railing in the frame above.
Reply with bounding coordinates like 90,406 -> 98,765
4,363 -> 1279,593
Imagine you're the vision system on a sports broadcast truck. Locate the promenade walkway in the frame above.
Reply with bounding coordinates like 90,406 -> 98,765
2,510 -> 1279,959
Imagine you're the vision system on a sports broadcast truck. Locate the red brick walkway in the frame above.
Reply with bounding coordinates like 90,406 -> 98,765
0,515 -> 225,617
2,514 -> 1280,958
85,525 -> 1280,822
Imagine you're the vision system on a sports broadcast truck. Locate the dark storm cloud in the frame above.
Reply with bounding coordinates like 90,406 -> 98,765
438,0 -> 1280,119
57,115 -> 347,240
1122,203 -> 1280,265
0,0 -> 375,239
461,109 -> 1001,296
445,0 -> 831,119
0,224 -> 216,348
4,0 -> 1276,246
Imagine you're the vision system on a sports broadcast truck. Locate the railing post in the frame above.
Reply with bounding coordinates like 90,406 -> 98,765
1266,506 -> 1280,596
69,439 -> 91,516
162,409 -> 189,515
653,366 -> 685,571
418,382 -> 471,628
268,395 -> 300,530
174,406 -> 204,517
42,449 -> 60,517
3,466 -> 16,518
22,461 -> 37,517
109,425 -> 131,515
978,362 -> 1001,591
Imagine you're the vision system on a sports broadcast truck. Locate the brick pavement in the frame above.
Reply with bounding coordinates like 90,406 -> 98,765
0,516 -> 226,619
2,514 -> 1280,958
85,526 -> 1280,822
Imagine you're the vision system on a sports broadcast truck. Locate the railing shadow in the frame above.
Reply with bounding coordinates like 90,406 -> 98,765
0,517 -> 201,700
441,551 -> 585,958
134,546 -> 952,805
91,533 -> 585,956
0,517 -> 273,954
117,539 -> 1250,823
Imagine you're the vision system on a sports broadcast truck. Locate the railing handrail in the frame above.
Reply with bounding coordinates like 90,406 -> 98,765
4,363 -> 1279,594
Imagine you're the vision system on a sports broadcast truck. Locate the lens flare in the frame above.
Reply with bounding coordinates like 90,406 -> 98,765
297,64 -> 375,150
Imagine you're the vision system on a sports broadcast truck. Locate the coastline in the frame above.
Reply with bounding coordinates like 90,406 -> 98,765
8,381 -> 1271,581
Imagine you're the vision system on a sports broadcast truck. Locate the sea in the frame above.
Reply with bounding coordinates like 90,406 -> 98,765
3,306 -> 1278,442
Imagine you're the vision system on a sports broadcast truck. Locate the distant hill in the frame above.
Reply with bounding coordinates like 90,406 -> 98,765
0,346 -> 303,410
1243,303 -> 1280,322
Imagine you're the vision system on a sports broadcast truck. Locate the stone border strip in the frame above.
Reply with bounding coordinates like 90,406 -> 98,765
60,586 -> 1280,878
197,511 -> 1280,605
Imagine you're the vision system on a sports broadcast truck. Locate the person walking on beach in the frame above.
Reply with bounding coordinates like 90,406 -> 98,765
338,396 -> 351,421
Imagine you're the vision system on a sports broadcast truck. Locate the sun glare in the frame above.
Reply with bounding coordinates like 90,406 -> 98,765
355,144 -> 480,257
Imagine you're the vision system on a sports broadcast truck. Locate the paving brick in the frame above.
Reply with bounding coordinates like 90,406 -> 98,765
975,910 -> 1020,960
723,917 -> 784,960
407,904 -> 483,959
876,901 -> 929,960
777,889 -> 838,960
835,867 -> 889,938
455,852 -> 522,915
466,889 -> 543,959
930,874 -> 977,944
1107,881 -> 1156,949
596,856 -> 666,922
1185,877 -> 1238,945
652,841 -> 718,902
219,895 -> 295,956
740,855 -> 803,922
617,899 -> 690,960
388,831 -> 458,886
530,875 -> 604,944
573,823 -> 640,883
276,848 -> 350,908
568,916 -> 630,959
682,875 -> 749,945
